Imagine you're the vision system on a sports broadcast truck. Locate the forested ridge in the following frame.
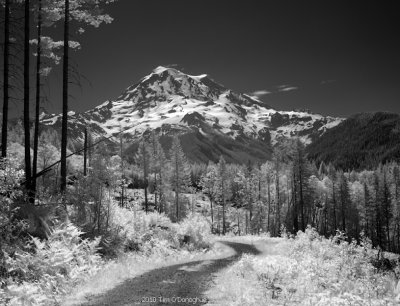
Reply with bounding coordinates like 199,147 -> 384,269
307,112 -> 400,170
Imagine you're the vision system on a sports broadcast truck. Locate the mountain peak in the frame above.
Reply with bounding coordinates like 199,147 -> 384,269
152,65 -> 178,75
40,66 -> 343,163
151,65 -> 208,81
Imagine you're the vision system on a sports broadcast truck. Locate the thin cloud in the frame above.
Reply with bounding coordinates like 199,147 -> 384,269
245,90 -> 271,101
278,85 -> 298,92
249,90 -> 271,98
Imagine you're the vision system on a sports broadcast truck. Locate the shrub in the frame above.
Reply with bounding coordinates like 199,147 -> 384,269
0,157 -> 28,283
109,202 -> 180,252
176,213 -> 212,249
2,222 -> 101,305
207,227 -> 400,306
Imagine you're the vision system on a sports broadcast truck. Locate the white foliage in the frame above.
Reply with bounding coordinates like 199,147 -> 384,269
30,36 -> 81,64
208,229 -> 399,306
3,222 -> 101,305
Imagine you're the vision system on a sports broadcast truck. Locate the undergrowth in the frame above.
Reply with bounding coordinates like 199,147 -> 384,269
1,222 -> 101,306
0,201 -> 214,306
207,227 -> 400,306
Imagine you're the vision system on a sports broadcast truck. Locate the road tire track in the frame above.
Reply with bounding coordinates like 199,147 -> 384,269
79,241 -> 260,306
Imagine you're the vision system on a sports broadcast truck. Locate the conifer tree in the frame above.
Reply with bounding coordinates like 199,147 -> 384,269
379,166 -> 392,250
373,169 -> 384,247
217,156 -> 228,234
292,139 -> 310,231
137,139 -> 150,213
327,164 -> 338,233
231,167 -> 246,234
363,180 -> 375,241
337,171 -> 351,232
149,132 -> 168,213
261,161 -> 274,233
170,135 -> 190,221
199,162 -> 218,231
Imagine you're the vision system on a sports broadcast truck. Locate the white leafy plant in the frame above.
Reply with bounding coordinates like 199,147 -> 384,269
4,222 -> 101,306
208,227 -> 399,306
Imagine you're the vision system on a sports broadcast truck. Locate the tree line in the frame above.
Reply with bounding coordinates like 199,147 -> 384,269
4,113 -> 400,254
83,133 -> 400,254
198,138 -> 400,253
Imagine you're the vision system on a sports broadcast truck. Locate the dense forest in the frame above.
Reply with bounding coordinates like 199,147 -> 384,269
307,112 -> 400,170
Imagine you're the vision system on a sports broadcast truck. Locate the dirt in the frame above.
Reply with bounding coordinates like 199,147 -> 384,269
79,241 -> 261,306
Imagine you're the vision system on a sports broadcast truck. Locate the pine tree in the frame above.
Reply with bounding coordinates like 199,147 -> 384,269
379,166 -> 392,250
261,161 -> 274,233
231,167 -> 246,235
149,132 -> 168,212
199,162 -> 218,232
363,180 -> 375,241
393,164 -> 400,252
337,171 -> 351,232
373,170 -> 384,247
327,164 -> 338,233
318,161 -> 327,178
169,135 -> 190,221
137,139 -> 150,213
292,139 -> 309,231
217,156 -> 228,234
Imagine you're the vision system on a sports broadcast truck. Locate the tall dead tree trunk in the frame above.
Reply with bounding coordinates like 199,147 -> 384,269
210,196 -> 214,232
299,163 -> 305,231
1,0 -> 10,158
24,0 -> 32,200
143,144 -> 148,213
32,0 -> 43,195
332,180 -> 337,233
120,132 -> 124,207
222,179 -> 226,235
174,157 -> 179,220
267,176 -> 271,233
83,128 -> 87,175
275,165 -> 281,235
60,0 -> 69,192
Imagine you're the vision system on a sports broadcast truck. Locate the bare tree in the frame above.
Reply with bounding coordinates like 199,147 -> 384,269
32,0 -> 43,195
23,0 -> 32,200
60,0 -> 69,192
1,0 -> 10,158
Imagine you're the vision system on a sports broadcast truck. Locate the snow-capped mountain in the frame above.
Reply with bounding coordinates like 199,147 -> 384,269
40,66 -> 343,163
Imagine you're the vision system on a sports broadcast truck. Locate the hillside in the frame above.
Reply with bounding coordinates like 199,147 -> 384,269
307,112 -> 400,170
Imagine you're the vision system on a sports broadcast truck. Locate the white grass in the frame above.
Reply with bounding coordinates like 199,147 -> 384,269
206,230 -> 400,306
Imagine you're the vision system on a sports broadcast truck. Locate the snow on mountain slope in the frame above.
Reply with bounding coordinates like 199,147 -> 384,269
40,66 -> 343,162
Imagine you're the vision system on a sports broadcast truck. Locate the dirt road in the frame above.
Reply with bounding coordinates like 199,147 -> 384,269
79,241 -> 260,306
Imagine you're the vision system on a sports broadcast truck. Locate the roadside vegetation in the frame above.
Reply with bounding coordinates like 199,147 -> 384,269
207,228 -> 400,306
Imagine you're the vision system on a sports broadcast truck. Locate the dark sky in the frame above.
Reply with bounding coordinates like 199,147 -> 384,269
43,0 -> 400,117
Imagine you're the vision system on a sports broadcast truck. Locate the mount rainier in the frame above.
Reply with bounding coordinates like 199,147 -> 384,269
40,66 -> 343,163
